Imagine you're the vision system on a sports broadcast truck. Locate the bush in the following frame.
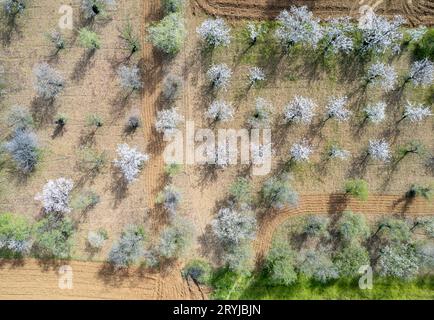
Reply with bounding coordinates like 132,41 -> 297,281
47,30 -> 65,52
120,20 -> 140,55
33,63 -> 65,100
182,259 -> 212,285
72,190 -> 100,211
344,179 -> 369,201
375,217 -> 411,243
77,148 -> 107,173
4,129 -> 39,174
158,217 -> 194,259
33,217 -> 74,259
261,175 -> 299,209
266,244 -> 297,285
108,225 -> 146,268
85,113 -> 104,128
406,184 -> 434,201
164,163 -> 182,177
148,13 -> 186,55
0,212 -> 33,257
162,0 -> 185,14
336,211 -> 370,244
229,177 -> 251,204
156,185 -> 181,217
6,106 -> 33,130
78,28 -> 101,50
301,215 -> 330,238
87,229 -> 108,249
413,28 -> 434,60
334,243 -> 370,277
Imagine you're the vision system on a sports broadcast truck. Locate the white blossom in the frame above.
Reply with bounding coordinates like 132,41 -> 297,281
329,146 -> 350,160
206,63 -> 232,90
364,102 -> 386,124
117,65 -> 143,91
405,26 -> 427,43
155,107 -> 184,134
366,62 -> 397,92
368,139 -> 391,162
402,102 -> 432,123
290,140 -> 313,162
248,67 -> 265,85
205,100 -> 234,122
87,231 -> 106,249
33,63 -> 65,99
275,6 -> 323,50
35,178 -> 74,214
322,17 -> 354,54
246,22 -> 264,44
325,96 -> 351,122
196,18 -> 231,47
113,144 -> 149,183
283,96 -> 316,124
407,59 -> 434,87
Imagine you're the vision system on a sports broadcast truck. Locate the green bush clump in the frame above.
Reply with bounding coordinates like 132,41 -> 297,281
413,28 -> 434,60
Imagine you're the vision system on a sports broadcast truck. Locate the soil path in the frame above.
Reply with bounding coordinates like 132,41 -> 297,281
194,0 -> 434,26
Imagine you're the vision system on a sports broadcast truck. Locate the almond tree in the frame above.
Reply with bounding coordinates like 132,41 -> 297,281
206,63 -> 232,91
360,13 -> 405,55
364,102 -> 386,124
283,96 -> 316,124
328,145 -> 350,160
113,144 -> 149,183
5,129 -> 39,174
155,107 -> 184,134
400,102 -> 432,123
368,139 -> 391,162
324,96 -> 351,122
275,6 -> 323,51
247,97 -> 272,128
365,62 -> 397,92
321,17 -> 354,55
290,140 -> 313,162
205,100 -> 234,122
377,244 -> 419,279
35,178 -> 74,214
156,185 -> 181,217
196,18 -> 231,48
404,59 -> 434,87
4,0 -> 26,18
246,22 -> 264,45
33,63 -> 65,100
158,217 -> 194,259
261,175 -> 299,209
148,13 -> 186,55
108,225 -> 146,269
117,65 -> 143,92
247,67 -> 265,86
81,0 -> 115,20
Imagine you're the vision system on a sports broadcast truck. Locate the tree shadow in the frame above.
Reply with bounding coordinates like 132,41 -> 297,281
0,13 -> 23,46
70,49 -> 96,83
30,97 -> 58,128
110,167 -> 129,208
327,193 -> 350,215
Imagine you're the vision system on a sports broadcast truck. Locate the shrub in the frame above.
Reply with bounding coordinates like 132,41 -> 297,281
182,259 -> 212,285
117,65 -> 143,91
47,30 -> 65,52
77,148 -> 107,173
108,225 -> 146,268
262,175 -> 299,209
164,163 -> 182,177
0,212 -> 32,257
334,243 -> 370,277
72,190 -> 100,211
156,185 -> 181,217
33,217 -> 74,259
336,211 -> 370,244
35,178 -> 74,214
33,63 -> 65,100
4,129 -> 39,174
120,20 -> 140,56
344,179 -> 369,201
413,28 -> 434,60
158,217 -> 194,259
301,215 -> 330,238
54,114 -> 68,128
148,13 -> 186,55
87,229 -> 107,249
85,113 -> 104,128
78,28 -> 101,50
229,177 -> 251,204
113,144 -> 149,183
297,249 -> 339,283
162,0 -> 185,14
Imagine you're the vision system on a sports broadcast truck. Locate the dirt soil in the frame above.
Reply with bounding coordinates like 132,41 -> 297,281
194,0 -> 434,25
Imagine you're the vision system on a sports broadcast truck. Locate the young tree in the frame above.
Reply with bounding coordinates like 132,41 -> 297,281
182,259 -> 212,285
374,217 -> 411,243
274,6 -> 323,51
156,185 -> 181,217
108,225 -> 146,269
400,102 -> 432,123
87,229 -> 108,249
247,67 -> 265,87
162,74 -> 182,100
211,207 -> 256,247
81,0 -> 115,20
196,18 -> 231,48
283,96 -> 316,124
158,217 -> 194,259
33,217 -> 74,259
377,243 -> 419,279
5,129 -> 39,174
404,59 -> 434,87
360,13 -> 405,55
406,184 -> 434,201
113,144 -> 149,183
3,0 -> 26,18
155,107 -> 184,134
336,211 -> 370,244
85,113 -> 104,129
78,28 -> 101,50
77,148 -> 107,173
205,100 -> 234,122
35,178 -> 74,214
120,20 -> 140,56
320,17 -> 354,55
72,190 -> 100,211
368,139 -> 391,162
334,243 -> 370,277
302,215 -> 330,238
162,0 -> 185,14
229,177 -> 251,204
290,140 -> 313,162
365,62 -> 397,92
328,145 -> 350,160
0,213 -> 33,257
126,113 -> 141,132
344,179 -> 369,201
117,65 -> 143,92
33,63 -> 65,100
324,96 -> 351,122
247,97 -> 272,128
206,63 -> 232,91
148,13 -> 186,55
364,102 -> 386,124
246,22 -> 264,46
261,175 -> 299,209
396,141 -> 426,162
47,30 -> 65,53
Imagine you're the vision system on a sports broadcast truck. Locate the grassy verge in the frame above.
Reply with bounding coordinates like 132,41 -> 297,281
211,268 -> 434,300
